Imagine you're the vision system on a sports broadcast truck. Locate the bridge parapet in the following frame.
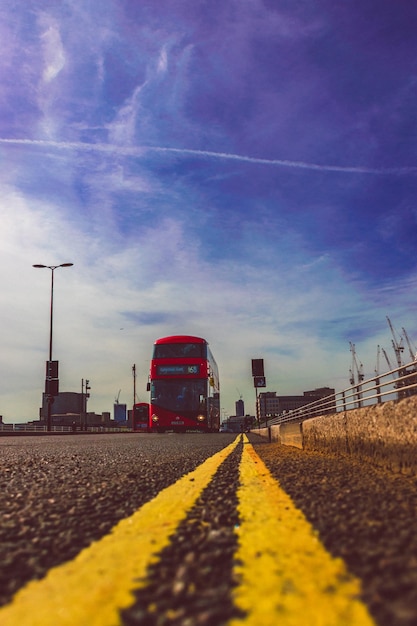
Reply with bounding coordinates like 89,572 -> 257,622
252,395 -> 417,476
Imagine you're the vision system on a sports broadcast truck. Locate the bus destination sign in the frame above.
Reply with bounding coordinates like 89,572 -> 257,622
157,364 -> 200,376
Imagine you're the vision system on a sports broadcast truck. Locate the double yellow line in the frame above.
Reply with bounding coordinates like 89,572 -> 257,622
231,438 -> 374,626
0,435 -> 375,625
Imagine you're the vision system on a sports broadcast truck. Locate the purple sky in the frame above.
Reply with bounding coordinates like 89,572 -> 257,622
1,0 -> 417,421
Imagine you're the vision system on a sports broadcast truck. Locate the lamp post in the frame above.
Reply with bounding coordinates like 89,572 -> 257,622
33,263 -> 73,431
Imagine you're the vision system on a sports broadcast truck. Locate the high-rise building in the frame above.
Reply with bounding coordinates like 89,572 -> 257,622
235,398 -> 244,416
114,403 -> 127,422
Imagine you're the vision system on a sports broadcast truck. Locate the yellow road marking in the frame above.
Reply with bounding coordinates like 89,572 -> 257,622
229,436 -> 376,626
0,437 -> 240,626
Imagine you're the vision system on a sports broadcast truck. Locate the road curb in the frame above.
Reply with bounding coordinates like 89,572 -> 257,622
251,395 -> 417,475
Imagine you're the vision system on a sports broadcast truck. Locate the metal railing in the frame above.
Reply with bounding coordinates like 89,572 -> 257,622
0,423 -> 132,434
266,358 -> 417,426
0,423 -> 59,432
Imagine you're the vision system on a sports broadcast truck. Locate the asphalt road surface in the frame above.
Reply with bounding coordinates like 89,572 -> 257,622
0,432 -> 416,625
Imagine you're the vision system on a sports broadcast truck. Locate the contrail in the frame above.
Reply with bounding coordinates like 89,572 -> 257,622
150,146 -> 417,175
0,137 -> 415,175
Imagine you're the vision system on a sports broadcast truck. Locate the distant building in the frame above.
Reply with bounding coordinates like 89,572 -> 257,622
257,387 -> 335,422
39,392 -> 112,428
235,398 -> 244,417
40,392 -> 86,420
257,392 -> 280,419
40,412 -> 112,428
114,403 -> 127,422
223,414 -> 255,432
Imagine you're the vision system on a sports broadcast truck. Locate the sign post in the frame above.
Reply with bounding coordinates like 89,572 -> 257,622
252,359 -> 266,427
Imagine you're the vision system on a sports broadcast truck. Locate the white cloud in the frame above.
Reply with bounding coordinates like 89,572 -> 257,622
1,131 -> 416,423
108,82 -> 148,146
1,174 -> 416,423
40,19 -> 66,83
157,45 -> 168,74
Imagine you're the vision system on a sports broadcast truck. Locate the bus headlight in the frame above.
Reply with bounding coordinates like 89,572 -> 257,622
151,414 -> 159,423
197,414 -> 206,422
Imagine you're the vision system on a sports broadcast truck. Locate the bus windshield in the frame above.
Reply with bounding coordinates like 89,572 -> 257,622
151,379 -> 207,412
153,343 -> 206,359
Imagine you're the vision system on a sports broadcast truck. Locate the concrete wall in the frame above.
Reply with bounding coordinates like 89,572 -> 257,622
251,395 -> 417,475
251,423 -> 302,447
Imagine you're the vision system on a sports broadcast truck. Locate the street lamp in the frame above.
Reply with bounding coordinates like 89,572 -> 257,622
33,263 -> 73,431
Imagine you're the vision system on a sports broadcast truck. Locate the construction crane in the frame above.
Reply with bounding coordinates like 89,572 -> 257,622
236,388 -> 243,400
375,345 -> 381,377
115,389 -> 121,405
381,347 -> 395,372
401,327 -> 417,362
387,317 -> 404,368
349,342 -> 364,386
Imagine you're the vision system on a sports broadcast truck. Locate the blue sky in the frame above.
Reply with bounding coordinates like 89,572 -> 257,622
1,0 -> 417,422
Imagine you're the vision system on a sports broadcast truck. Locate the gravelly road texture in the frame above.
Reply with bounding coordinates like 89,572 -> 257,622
0,433 -> 235,607
121,440 -> 244,626
250,435 -> 417,626
1,432 -> 417,626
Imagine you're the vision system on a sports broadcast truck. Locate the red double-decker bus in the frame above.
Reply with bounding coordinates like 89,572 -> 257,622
147,335 -> 220,433
132,402 -> 150,431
